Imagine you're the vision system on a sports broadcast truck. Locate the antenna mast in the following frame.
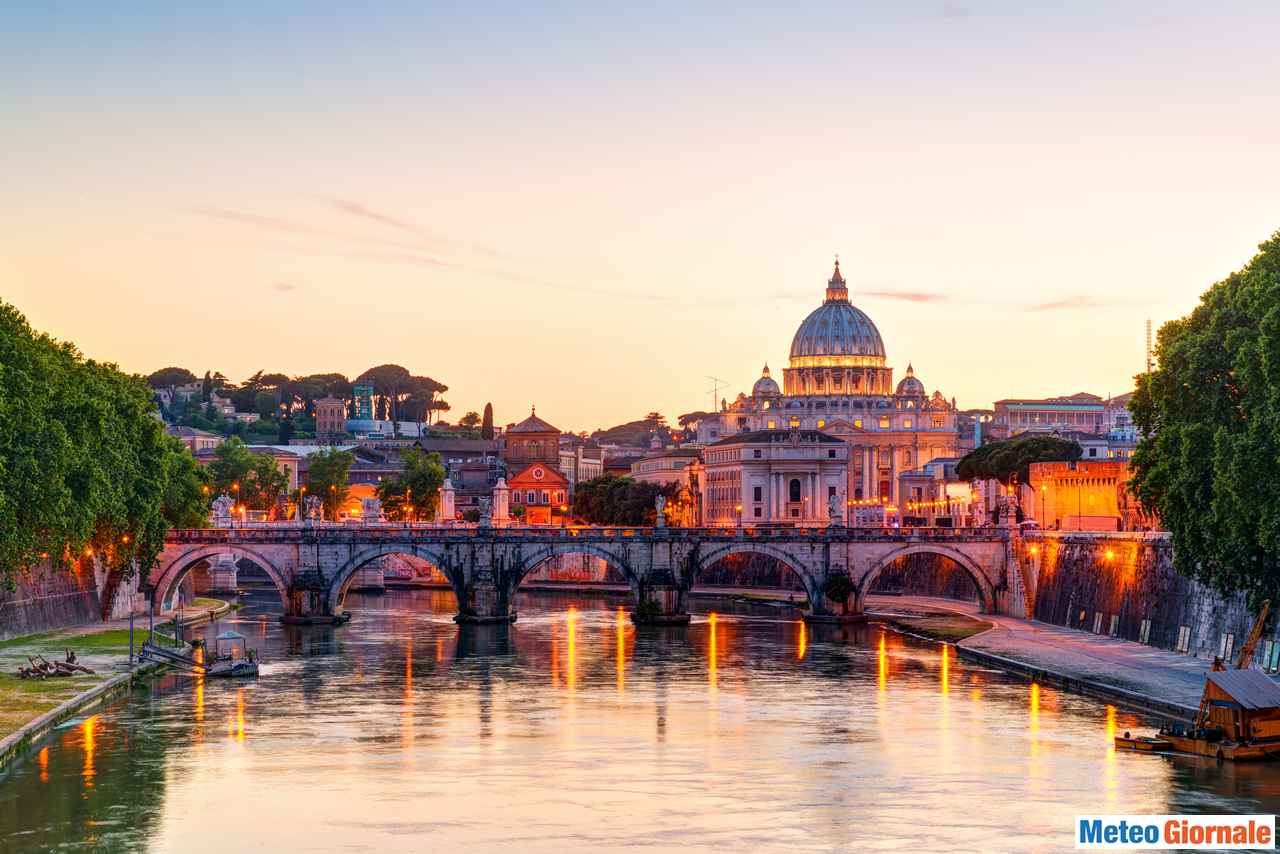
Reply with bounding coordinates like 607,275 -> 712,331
706,376 -> 727,413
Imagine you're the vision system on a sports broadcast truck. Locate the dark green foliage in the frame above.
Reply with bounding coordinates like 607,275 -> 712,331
378,447 -> 446,521
571,475 -> 679,526
206,437 -> 288,511
955,435 -> 1082,486
481,403 -> 495,439
0,301 -> 209,583
1130,231 -> 1280,603
146,367 -> 197,388
305,447 -> 355,520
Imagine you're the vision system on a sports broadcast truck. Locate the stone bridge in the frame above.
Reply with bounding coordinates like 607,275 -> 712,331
151,525 -> 1019,625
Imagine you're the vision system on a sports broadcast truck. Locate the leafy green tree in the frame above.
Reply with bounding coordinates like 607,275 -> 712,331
481,403 -> 495,439
458,411 -> 482,430
254,391 -> 277,419
378,447 -> 446,521
0,302 -> 208,584
571,475 -> 679,526
955,435 -> 1082,486
1130,231 -> 1280,603
306,447 -> 355,520
160,438 -> 212,528
207,437 -> 287,511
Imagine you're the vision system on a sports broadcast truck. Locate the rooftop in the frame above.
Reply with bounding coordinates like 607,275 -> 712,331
710,429 -> 844,446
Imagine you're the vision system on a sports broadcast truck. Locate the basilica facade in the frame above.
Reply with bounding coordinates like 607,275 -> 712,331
696,260 -> 960,505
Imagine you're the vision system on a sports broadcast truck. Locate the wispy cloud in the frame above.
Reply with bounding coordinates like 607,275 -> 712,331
188,202 -> 668,303
1026,295 -> 1118,312
272,282 -> 298,292
861,289 -> 951,303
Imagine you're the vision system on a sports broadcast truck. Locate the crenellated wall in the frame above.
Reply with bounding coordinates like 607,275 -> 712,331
1021,532 -> 1274,663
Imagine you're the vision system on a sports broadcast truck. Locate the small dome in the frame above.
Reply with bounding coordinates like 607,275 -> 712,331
752,364 -> 780,397
896,363 -> 925,396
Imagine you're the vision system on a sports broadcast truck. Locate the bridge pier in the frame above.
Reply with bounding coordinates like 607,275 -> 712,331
281,571 -> 349,625
454,579 -> 517,624
632,583 -> 690,626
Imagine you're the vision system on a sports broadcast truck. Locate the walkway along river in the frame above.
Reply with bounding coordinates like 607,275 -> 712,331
2,589 -> 1280,853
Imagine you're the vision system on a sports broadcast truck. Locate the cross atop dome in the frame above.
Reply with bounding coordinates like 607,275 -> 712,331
761,363 -> 771,377
825,256 -> 849,302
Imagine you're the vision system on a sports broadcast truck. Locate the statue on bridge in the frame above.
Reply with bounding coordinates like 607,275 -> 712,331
304,494 -> 324,523
828,493 -> 842,524
654,494 -> 666,528
211,494 -> 235,527
361,496 -> 383,522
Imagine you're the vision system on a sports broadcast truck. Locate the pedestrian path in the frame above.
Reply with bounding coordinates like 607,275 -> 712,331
865,594 -> 1213,715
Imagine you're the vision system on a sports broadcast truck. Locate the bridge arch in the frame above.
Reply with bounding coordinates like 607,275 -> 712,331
693,542 -> 822,605
151,545 -> 289,612
327,544 -> 458,613
513,543 -> 640,592
857,544 -> 996,613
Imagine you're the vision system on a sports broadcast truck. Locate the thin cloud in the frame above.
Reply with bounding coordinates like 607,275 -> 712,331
327,197 -> 514,260
1027,295 -> 1118,312
272,282 -> 298,292
861,290 -> 951,303
186,206 -> 439,255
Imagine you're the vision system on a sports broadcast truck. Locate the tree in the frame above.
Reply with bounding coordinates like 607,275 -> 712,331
356,364 -> 413,434
147,367 -> 197,388
1130,230 -> 1280,603
378,447 -> 447,521
306,448 -> 354,520
955,435 -> 1082,486
571,475 -> 679,526
458,411 -> 482,430
207,437 -> 287,512
481,403 -> 495,439
1,302 -> 209,585
160,438 -> 212,528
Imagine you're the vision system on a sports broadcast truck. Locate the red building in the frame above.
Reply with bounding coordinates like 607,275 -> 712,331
506,462 -> 570,525
315,396 -> 348,443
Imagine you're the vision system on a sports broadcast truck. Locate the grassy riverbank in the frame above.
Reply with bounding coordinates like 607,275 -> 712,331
0,627 -> 140,740
872,608 -> 992,643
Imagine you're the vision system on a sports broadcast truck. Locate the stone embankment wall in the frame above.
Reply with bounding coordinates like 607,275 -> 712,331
1023,533 -> 1275,663
0,559 -> 143,641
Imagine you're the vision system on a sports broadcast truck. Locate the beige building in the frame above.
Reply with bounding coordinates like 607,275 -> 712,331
166,425 -> 224,453
701,429 -> 848,526
629,448 -> 701,488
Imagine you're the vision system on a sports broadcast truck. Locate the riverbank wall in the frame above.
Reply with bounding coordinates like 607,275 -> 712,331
0,559 -> 144,642
1021,532 -> 1275,666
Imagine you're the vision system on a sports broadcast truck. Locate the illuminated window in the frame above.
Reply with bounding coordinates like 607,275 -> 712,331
817,419 -> 825,428
853,419 -> 862,428
903,419 -> 913,429
878,417 -> 890,429
767,419 -> 776,429
932,417 -> 944,428
789,416 -> 800,428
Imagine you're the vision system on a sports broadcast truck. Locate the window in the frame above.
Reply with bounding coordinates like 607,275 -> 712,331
540,490 -> 550,504
789,416 -> 801,428
828,485 -> 837,498
753,507 -> 762,518
526,490 -> 536,503
1089,448 -> 1098,458
903,419 -> 913,429
1139,619 -> 1151,644
1176,625 -> 1191,654
753,449 -> 762,459
817,419 -> 825,428
932,417 -> 944,428
790,508 -> 799,518
767,420 -> 776,429
853,419 -> 862,429
753,486 -> 762,501
789,479 -> 801,502
828,449 -> 837,458
878,416 -> 890,429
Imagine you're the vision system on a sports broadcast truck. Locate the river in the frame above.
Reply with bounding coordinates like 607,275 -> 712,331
3,589 -> 1280,853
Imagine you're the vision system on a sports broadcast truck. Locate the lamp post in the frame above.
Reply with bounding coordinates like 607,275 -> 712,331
1040,484 -> 1047,528
560,504 -> 568,529
735,503 -> 743,529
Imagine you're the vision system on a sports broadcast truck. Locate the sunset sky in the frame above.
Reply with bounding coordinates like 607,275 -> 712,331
3,3 -> 1279,431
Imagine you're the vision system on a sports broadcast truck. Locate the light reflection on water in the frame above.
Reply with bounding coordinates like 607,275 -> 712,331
3,588 -> 1280,852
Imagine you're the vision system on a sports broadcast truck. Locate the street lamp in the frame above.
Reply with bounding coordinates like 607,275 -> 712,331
560,504 -> 568,528
735,503 -> 743,529
1040,485 -> 1047,527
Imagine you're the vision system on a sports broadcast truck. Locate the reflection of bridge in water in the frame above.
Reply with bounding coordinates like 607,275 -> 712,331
153,525 -> 1024,625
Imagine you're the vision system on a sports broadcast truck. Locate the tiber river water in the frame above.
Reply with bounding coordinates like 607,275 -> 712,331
3,589 -> 1280,853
